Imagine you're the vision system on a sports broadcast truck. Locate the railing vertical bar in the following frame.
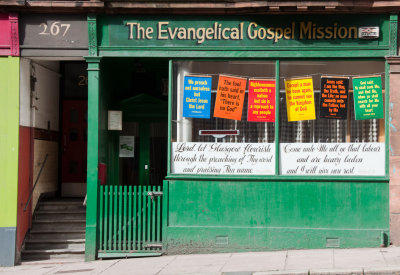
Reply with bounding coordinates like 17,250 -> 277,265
118,185 -> 123,251
108,185 -> 113,251
138,185 -> 142,251
157,185 -> 161,244
99,185 -> 104,251
152,186 -> 156,245
143,186 -> 147,250
104,185 -> 109,251
133,185 -> 137,251
123,185 -> 129,251
128,185 -> 132,251
150,186 -> 154,245
114,184 -> 118,251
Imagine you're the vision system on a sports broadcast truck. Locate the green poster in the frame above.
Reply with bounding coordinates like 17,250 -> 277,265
352,76 -> 384,120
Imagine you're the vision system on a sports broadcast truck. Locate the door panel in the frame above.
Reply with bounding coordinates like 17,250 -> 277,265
61,100 -> 87,197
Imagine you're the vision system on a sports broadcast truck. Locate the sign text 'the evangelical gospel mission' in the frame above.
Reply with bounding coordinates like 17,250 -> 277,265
126,21 -> 364,44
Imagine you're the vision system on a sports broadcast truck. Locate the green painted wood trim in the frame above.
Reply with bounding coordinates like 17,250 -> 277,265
165,174 -> 389,182
162,180 -> 169,254
0,57 -> 19,228
85,56 -> 102,261
88,15 -> 98,57
167,60 -> 173,175
97,50 -> 388,59
275,60 -> 280,175
385,61 -> 390,177
390,14 -> 398,56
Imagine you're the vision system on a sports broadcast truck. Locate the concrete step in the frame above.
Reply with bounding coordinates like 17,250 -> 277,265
21,249 -> 85,261
38,203 -> 85,211
35,210 -> 86,221
25,239 -> 85,250
32,220 -> 85,231
29,230 -> 85,240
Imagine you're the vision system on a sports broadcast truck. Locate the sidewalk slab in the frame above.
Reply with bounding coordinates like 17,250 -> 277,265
309,267 -> 363,274
364,266 -> 400,274
285,249 -> 334,270
101,256 -> 176,275
158,253 -> 231,275
49,259 -> 119,275
333,248 -> 387,269
253,270 -> 308,275
222,251 -> 287,273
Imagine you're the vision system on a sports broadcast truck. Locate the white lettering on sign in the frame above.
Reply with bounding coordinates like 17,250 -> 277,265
280,143 -> 385,176
172,142 -> 275,175
39,22 -> 71,37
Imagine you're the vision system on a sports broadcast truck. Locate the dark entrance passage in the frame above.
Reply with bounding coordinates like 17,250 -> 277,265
97,58 -> 168,258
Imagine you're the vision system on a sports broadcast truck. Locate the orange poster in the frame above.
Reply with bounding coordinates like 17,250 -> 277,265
213,75 -> 247,121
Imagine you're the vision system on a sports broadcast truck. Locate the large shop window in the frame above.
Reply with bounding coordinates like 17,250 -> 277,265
171,61 -> 386,176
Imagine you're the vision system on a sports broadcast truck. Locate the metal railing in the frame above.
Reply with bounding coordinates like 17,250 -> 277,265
98,185 -> 162,254
24,153 -> 48,212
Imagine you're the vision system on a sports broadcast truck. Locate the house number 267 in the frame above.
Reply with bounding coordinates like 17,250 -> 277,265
39,22 -> 71,37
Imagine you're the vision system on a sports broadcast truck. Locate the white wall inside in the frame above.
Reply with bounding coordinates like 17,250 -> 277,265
19,58 -> 31,127
31,61 -> 60,131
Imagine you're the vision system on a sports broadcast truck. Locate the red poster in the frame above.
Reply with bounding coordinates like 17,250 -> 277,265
248,79 -> 276,122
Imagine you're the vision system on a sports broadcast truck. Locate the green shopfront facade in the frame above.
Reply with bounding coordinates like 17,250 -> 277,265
85,14 -> 397,260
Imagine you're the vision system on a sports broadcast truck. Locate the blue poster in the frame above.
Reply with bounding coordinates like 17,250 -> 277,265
182,75 -> 212,118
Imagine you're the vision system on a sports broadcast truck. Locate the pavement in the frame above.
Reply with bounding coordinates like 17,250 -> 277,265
3,247 -> 400,275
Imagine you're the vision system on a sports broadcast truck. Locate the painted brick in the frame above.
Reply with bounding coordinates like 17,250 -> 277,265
390,214 -> 400,245
390,185 -> 400,213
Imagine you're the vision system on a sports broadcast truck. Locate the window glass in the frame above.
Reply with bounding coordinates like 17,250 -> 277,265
172,61 -> 276,175
279,61 -> 385,176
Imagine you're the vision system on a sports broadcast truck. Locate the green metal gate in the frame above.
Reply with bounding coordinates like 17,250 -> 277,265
97,185 -> 163,258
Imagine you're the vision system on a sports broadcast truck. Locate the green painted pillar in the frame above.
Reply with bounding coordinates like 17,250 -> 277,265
85,56 -> 101,261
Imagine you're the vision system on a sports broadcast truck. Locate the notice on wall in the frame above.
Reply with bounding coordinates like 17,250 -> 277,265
285,78 -> 316,122
214,75 -> 247,121
352,76 -> 384,120
248,79 -> 276,122
280,143 -> 385,176
182,75 -> 212,118
172,142 -> 275,175
119,136 -> 135,158
108,110 -> 122,131
319,77 -> 349,120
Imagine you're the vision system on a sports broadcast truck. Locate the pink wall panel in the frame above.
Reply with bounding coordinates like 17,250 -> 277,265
0,13 -> 19,56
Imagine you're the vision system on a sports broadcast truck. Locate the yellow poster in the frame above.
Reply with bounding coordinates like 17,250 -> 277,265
285,78 -> 316,122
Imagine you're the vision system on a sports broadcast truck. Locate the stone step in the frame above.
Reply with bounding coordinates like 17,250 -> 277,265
32,220 -> 85,231
25,239 -> 85,250
29,230 -> 85,240
21,249 -> 85,261
34,211 -> 86,220
38,203 -> 85,211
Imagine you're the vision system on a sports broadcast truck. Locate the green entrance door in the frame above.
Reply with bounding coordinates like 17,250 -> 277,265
98,94 -> 167,258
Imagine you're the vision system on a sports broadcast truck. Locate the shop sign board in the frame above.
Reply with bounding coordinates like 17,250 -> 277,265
285,78 -> 316,122
352,76 -> 384,120
248,79 -> 276,122
182,75 -> 212,118
172,142 -> 275,175
359,26 -> 379,39
280,143 -> 385,176
100,15 -> 388,50
19,14 -> 88,56
214,75 -> 247,121
319,77 -> 349,120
